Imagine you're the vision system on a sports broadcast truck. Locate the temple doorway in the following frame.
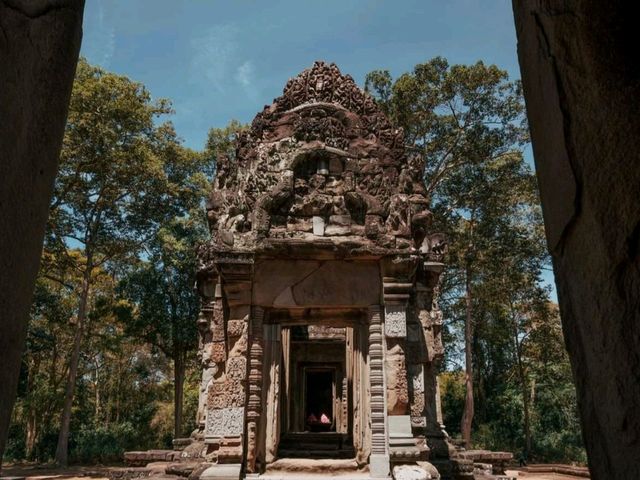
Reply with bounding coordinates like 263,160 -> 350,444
305,368 -> 335,432
276,322 -> 360,460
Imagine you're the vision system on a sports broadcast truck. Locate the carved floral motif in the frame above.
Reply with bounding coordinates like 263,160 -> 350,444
385,305 -> 408,338
205,407 -> 245,438
226,357 -> 247,382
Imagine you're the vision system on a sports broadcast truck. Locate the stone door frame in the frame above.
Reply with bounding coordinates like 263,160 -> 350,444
253,306 -> 387,473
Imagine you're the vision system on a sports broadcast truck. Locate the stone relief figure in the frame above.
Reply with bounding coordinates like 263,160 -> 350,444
204,61 -> 432,253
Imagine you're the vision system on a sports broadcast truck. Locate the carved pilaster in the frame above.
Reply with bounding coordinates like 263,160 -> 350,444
197,274 -> 219,430
368,305 -> 389,478
245,306 -> 264,473
204,258 -> 253,467
382,256 -> 426,465
418,260 -> 454,463
382,266 -> 413,416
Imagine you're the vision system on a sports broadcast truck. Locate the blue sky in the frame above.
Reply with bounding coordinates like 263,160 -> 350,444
80,0 -> 556,298
81,0 -> 521,149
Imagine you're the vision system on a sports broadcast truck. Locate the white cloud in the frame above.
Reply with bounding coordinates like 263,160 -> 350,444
190,25 -> 238,91
235,61 -> 254,88
190,25 -> 257,97
81,3 -> 115,68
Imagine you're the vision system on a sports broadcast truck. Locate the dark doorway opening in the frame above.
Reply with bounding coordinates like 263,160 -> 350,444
305,369 -> 335,432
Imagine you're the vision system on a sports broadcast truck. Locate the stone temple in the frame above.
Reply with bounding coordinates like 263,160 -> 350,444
191,61 -> 463,480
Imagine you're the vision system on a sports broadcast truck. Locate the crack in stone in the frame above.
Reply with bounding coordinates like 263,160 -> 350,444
532,8 -> 583,258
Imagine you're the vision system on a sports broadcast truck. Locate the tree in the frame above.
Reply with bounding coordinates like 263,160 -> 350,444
21,258 -> 79,461
205,119 -> 246,161
116,121 -> 237,439
366,57 -> 529,448
118,210 -> 208,439
47,58 -> 195,465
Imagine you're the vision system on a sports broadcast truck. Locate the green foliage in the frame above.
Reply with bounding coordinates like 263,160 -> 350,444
71,423 -> 137,464
6,58 -> 209,464
440,371 -> 465,436
6,56 -> 587,466
117,212 -> 206,361
367,57 -> 585,463
205,119 -> 247,161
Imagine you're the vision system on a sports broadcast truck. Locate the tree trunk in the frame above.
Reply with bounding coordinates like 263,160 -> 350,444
521,373 -> 532,457
513,312 -> 532,458
461,265 -> 474,448
94,359 -> 101,422
25,408 -> 37,460
174,347 -> 186,439
25,357 -> 39,460
55,271 -> 90,466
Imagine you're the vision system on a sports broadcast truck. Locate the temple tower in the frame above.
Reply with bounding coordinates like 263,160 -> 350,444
195,61 -> 450,479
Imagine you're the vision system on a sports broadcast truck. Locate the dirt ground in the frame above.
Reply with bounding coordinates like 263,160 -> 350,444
0,464 -> 109,480
1,464 -> 588,480
506,470 -> 587,480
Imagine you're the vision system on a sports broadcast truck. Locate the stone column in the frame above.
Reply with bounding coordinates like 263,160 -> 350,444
353,322 -> 371,466
202,280 -> 228,440
281,327 -> 291,434
368,305 -> 390,478
382,257 -> 422,465
202,260 -> 252,480
419,261 -> 455,474
245,306 -> 264,474
513,3 -> 640,477
196,274 -> 218,431
263,324 -> 282,464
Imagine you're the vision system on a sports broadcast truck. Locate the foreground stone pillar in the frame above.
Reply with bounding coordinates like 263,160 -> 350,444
513,2 -> 640,478
0,0 -> 84,462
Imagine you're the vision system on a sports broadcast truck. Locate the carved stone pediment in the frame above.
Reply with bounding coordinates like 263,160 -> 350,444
203,61 -> 438,261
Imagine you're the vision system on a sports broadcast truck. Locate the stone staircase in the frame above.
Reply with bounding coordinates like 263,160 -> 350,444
277,432 -> 355,459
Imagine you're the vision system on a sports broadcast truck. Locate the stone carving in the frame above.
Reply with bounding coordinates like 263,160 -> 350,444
409,364 -> 426,428
209,342 -> 226,363
227,319 -> 244,338
205,407 -> 245,438
192,62 -> 452,477
386,340 -> 409,415
368,306 -> 387,456
245,306 -> 264,473
420,233 -> 448,261
226,356 -> 247,382
392,464 -> 429,480
199,61 -> 432,265
208,380 -> 245,409
385,305 -> 407,338
211,304 -> 225,342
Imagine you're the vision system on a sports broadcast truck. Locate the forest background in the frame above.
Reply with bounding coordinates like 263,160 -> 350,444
4,57 -> 585,466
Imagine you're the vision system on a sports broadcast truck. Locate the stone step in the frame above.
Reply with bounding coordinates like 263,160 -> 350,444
278,442 -> 350,451
264,457 -> 362,475
277,448 -> 355,459
280,433 -> 351,444
278,432 -> 354,457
